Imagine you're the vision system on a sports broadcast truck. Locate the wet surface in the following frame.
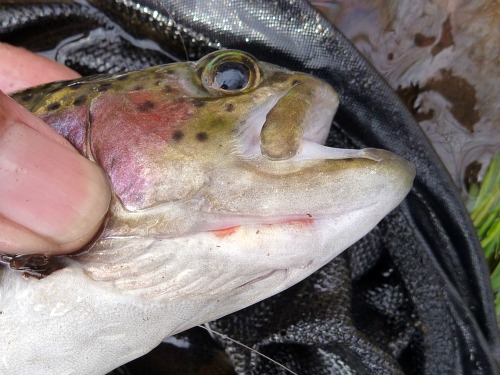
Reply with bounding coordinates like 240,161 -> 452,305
312,0 -> 500,195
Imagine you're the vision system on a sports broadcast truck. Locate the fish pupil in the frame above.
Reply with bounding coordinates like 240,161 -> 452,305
215,62 -> 249,91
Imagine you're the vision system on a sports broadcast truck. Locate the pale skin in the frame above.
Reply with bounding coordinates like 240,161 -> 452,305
0,42 -> 111,255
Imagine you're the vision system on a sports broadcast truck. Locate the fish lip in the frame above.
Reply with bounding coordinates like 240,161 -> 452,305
198,201 -> 379,234
239,76 -> 413,166
258,77 -> 339,160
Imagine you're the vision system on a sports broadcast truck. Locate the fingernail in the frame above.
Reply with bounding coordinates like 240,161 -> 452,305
0,121 -> 111,254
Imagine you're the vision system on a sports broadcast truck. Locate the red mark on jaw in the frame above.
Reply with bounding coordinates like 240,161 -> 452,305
210,217 -> 314,238
210,226 -> 240,238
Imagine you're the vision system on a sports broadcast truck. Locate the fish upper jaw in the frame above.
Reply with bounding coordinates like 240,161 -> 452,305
236,72 -> 339,161
236,72 -> 408,166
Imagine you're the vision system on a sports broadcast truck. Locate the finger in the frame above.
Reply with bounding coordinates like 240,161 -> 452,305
0,91 -> 111,255
0,42 -> 80,93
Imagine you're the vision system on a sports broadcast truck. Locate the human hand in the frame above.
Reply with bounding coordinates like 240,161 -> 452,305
0,43 -> 111,255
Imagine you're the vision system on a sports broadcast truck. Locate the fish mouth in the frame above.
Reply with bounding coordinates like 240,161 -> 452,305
197,146 -> 415,236
102,195 -> 374,243
200,75 -> 416,235
200,203 -> 376,235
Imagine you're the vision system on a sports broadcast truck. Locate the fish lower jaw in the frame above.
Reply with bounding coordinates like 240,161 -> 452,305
81,202 -> 386,300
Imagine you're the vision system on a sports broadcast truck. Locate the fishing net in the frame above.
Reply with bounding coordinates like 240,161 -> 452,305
1,0 -> 498,373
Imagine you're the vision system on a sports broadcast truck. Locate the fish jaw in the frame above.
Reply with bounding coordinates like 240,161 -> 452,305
80,148 -> 415,307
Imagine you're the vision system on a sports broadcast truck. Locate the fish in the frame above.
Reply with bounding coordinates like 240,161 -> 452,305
0,50 -> 415,374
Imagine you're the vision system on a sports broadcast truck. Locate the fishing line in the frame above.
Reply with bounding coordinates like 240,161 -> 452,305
198,323 -> 299,375
158,307 -> 298,374
153,0 -> 189,61
156,307 -> 297,374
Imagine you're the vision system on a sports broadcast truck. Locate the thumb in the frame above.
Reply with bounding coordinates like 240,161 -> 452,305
0,91 -> 111,255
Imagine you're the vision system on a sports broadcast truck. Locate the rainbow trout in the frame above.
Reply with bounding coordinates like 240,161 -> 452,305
0,50 -> 414,374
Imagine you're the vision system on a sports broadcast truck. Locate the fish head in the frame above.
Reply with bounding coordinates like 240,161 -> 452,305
79,50 -> 415,317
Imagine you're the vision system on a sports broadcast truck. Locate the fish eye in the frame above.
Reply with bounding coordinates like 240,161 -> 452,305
197,50 -> 261,96
215,62 -> 249,91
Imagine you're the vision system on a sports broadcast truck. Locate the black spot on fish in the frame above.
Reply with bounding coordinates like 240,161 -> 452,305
163,85 -> 173,93
196,132 -> 208,142
132,85 -> 144,91
165,69 -> 174,74
73,95 -> 87,106
292,79 -> 301,85
97,83 -> 112,92
46,102 -> 61,111
192,99 -> 205,107
137,100 -> 156,112
225,103 -> 234,112
172,130 -> 184,142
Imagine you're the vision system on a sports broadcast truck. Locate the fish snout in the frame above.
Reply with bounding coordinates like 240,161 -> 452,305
361,148 -> 416,204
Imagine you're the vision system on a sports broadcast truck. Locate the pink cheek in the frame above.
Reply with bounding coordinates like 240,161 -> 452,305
89,92 -> 194,210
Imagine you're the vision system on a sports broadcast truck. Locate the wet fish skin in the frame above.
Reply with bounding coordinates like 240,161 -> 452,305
1,50 -> 414,374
